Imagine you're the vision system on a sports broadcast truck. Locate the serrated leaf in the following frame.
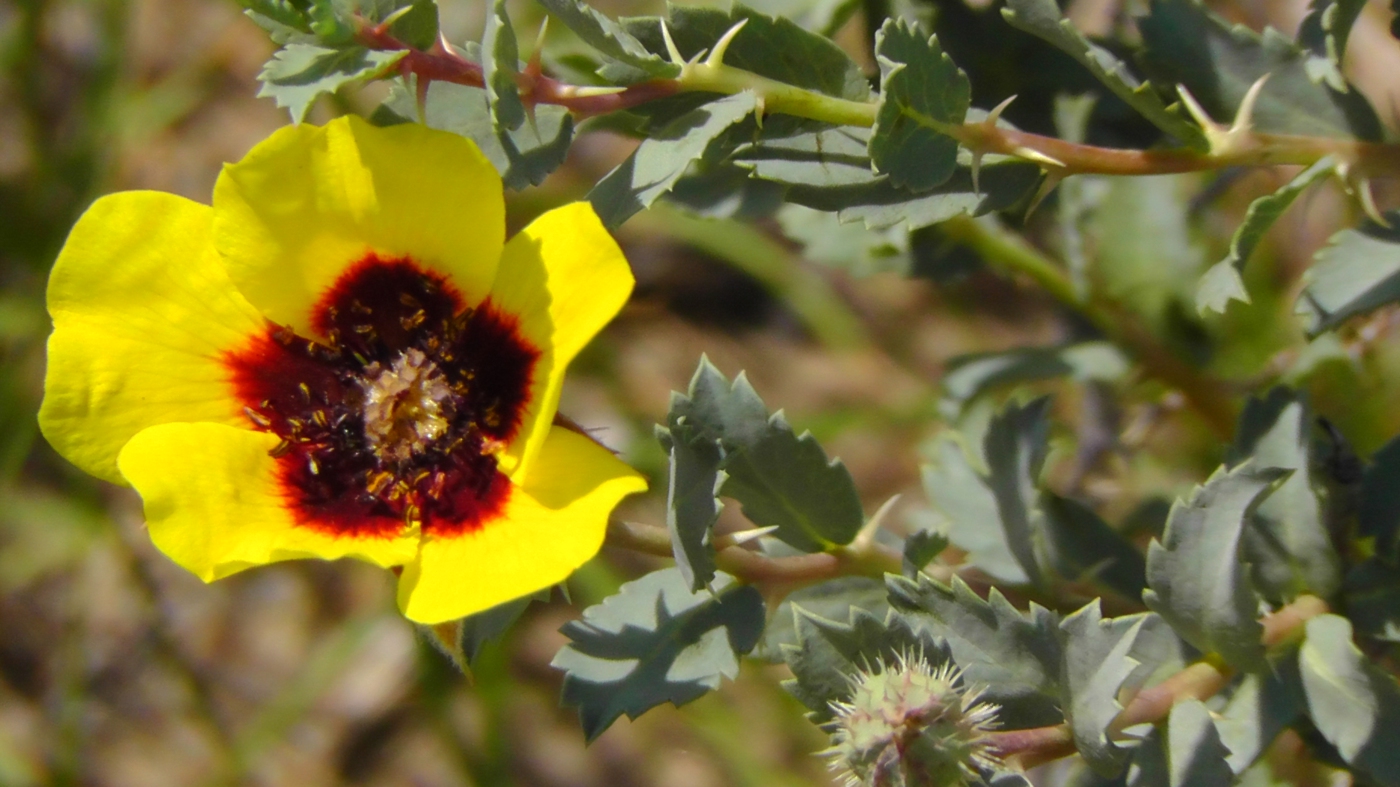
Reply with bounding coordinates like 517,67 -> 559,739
940,342 -> 1130,419
666,357 -> 865,553
535,0 -> 679,78
482,0 -> 525,132
759,576 -> 890,662
776,204 -> 912,277
589,92 -> 758,228
1144,463 -> 1283,669
665,162 -> 785,220
902,529 -> 950,577
1041,493 -> 1148,602
1001,0 -> 1204,147
1139,0 -> 1383,141
1229,388 -> 1341,600
719,415 -> 865,552
258,43 -> 406,121
782,605 -> 949,720
1198,157 -> 1336,314
552,568 -> 765,741
923,434 -> 1029,584
378,79 -> 573,190
1213,653 -> 1305,773
1299,614 -> 1400,785
1163,700 -> 1235,787
1298,0 -> 1367,92
1297,212 -> 1400,335
1060,603 -> 1149,775
887,573 -> 1063,728
241,0 -> 315,44
869,19 -> 969,192
663,431 -> 722,592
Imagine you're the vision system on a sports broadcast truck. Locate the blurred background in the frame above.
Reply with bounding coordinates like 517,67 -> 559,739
1,0 -> 1398,784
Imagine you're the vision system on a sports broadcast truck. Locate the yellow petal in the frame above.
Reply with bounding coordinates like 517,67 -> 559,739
212,115 -> 505,337
40,191 -> 265,485
397,426 -> 647,624
118,422 -> 419,581
488,203 -> 635,480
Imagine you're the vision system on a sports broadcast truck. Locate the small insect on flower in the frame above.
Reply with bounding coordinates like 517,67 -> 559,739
826,650 -> 1002,787
39,115 -> 647,624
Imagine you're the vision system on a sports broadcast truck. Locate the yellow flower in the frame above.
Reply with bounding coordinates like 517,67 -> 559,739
39,116 -> 647,624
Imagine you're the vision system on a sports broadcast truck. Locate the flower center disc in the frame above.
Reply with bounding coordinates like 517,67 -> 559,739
224,254 -> 539,539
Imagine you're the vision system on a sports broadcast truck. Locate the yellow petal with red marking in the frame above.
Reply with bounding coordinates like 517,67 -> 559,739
397,427 -> 647,624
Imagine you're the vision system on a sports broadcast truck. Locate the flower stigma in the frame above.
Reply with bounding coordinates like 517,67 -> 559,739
360,348 -> 455,464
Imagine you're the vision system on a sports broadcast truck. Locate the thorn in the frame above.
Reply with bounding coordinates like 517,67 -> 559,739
555,84 -> 628,98
1011,146 -> 1065,169
754,94 -> 765,129
525,17 -> 549,77
660,19 -> 686,65
985,94 -> 1017,127
1025,170 -> 1066,218
688,48 -> 709,66
1230,73 -> 1270,137
970,150 -> 984,197
705,18 -> 748,68
851,494 -> 902,552
376,4 -> 415,34
1357,177 -> 1392,228
713,525 -> 780,550
1176,84 -> 1220,133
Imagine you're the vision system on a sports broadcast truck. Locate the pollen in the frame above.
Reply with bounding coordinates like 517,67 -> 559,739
359,348 -> 456,464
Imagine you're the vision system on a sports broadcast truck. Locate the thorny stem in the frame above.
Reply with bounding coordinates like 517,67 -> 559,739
354,21 -> 1400,181
992,595 -> 1331,771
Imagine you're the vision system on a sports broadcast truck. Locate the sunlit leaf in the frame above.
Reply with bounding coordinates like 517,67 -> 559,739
1299,614 -> 1400,785
1297,212 -> 1400,335
869,19 -> 969,192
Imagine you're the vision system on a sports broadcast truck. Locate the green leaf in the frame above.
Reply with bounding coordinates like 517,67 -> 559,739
1297,213 -> 1400,335
1143,463 -> 1283,669
552,568 -> 766,741
1040,493 -> 1148,603
1162,700 -> 1235,787
1001,0 -> 1205,147
662,432 -> 722,593
1197,157 -> 1336,315
434,588 -> 551,667
939,341 -> 1129,418
240,0 -> 315,43
1359,433 -> 1400,560
664,357 -> 865,553
782,605 -> 950,720
718,417 -> 865,553
923,434 -> 1029,584
869,19 -> 969,192
387,0 -> 438,51
1060,603 -> 1151,776
258,43 -> 406,121
758,576 -> 890,662
1229,388 -> 1342,600
613,5 -> 868,101
1343,559 -> 1400,642
589,92 -> 759,229
887,573 -> 1063,728
1139,0 -> 1384,141
482,0 -> 525,132
1298,0 -> 1368,92
535,0 -> 679,78
776,204 -> 912,277
902,529 -> 950,577
1299,614 -> 1400,785
1214,653 -> 1306,773
378,79 -> 574,190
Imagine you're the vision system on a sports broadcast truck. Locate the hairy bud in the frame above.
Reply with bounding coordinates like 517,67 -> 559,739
826,652 -> 1001,787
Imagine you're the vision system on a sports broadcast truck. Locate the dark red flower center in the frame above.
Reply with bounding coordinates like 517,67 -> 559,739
223,253 -> 539,539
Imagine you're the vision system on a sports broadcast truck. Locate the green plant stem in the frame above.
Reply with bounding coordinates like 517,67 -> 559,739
938,215 -> 1238,439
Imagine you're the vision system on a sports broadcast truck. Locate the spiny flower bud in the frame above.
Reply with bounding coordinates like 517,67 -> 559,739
826,652 -> 1001,787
